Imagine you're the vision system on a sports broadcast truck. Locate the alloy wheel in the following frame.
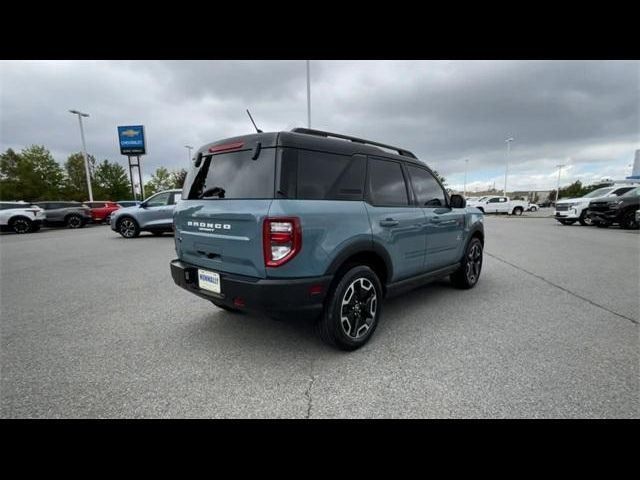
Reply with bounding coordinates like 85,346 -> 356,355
12,219 -> 30,234
120,219 -> 136,238
68,215 -> 82,228
465,242 -> 482,284
340,277 -> 377,339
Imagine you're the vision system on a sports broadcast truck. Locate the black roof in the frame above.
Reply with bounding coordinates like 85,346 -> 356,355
197,128 -> 428,168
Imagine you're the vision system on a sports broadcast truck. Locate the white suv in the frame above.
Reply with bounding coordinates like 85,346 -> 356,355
0,202 -> 46,233
554,184 -> 638,226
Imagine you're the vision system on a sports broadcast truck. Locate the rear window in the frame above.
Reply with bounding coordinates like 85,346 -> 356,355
185,148 -> 275,200
367,158 -> 409,206
278,148 -> 365,200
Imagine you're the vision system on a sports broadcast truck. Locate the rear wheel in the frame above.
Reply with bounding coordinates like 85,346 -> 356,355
66,214 -> 83,229
317,265 -> 382,351
118,217 -> 140,238
451,237 -> 483,289
10,217 -> 32,234
512,207 -> 523,216
620,211 -> 639,230
530,206 -> 538,212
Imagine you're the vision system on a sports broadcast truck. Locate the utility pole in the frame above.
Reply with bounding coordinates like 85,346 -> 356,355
185,145 -> 193,163
463,158 -> 469,197
69,109 -> 93,202
555,164 -> 565,204
504,137 -> 514,196
306,60 -> 311,128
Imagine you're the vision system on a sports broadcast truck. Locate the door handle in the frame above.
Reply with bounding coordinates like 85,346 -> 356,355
380,218 -> 399,227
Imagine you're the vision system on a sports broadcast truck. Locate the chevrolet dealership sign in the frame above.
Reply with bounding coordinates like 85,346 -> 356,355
117,125 -> 146,155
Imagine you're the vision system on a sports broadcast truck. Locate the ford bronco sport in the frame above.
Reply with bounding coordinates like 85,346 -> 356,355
170,128 -> 484,350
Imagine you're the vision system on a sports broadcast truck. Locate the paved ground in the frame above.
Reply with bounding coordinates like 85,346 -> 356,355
1,217 -> 638,418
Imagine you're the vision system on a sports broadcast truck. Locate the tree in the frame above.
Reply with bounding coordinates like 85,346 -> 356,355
144,166 -> 174,198
93,160 -> 131,200
63,152 -> 96,201
432,169 -> 446,186
170,168 -> 187,189
0,146 -> 64,201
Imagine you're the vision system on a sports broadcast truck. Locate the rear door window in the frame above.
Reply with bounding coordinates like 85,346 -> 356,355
366,157 -> 409,206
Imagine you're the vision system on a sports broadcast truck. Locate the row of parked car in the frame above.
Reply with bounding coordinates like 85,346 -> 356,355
554,184 -> 639,229
0,200 -> 140,234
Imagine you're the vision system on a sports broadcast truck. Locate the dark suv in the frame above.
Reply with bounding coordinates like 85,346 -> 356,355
170,128 -> 484,350
587,186 -> 639,229
35,201 -> 92,228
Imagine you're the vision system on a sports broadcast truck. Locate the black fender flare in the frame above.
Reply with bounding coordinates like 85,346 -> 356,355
324,239 -> 394,283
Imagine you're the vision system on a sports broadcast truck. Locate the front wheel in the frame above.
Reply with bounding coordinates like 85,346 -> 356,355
451,237 -> 483,289
578,210 -> 593,226
530,206 -> 538,212
10,217 -> 32,234
118,217 -> 140,238
317,265 -> 382,351
66,214 -> 84,229
620,211 -> 639,230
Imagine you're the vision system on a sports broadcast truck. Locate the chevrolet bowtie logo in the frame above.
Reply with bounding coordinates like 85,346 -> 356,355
121,129 -> 140,137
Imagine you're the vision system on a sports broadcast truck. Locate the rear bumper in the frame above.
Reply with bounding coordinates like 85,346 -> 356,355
170,259 -> 332,318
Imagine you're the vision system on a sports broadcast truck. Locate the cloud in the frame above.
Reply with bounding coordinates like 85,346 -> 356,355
1,60 -> 638,188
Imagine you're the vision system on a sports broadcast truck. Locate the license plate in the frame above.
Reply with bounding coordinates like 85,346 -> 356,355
198,269 -> 221,294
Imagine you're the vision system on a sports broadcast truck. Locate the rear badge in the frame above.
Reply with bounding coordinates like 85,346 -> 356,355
186,220 -> 231,233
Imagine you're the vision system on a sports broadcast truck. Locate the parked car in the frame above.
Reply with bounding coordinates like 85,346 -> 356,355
170,128 -> 484,350
527,203 -> 539,212
554,184 -> 638,226
587,187 -> 639,229
467,196 -> 528,215
35,201 -> 92,228
0,202 -> 46,233
84,201 -> 120,223
115,200 -> 141,208
110,189 -> 181,238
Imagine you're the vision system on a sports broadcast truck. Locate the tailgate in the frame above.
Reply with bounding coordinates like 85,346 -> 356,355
174,199 -> 273,278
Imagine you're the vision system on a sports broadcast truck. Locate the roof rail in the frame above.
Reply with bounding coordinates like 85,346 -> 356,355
291,127 -> 417,159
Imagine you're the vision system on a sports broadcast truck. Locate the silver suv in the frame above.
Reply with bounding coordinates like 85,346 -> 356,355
35,201 -> 92,228
110,189 -> 181,238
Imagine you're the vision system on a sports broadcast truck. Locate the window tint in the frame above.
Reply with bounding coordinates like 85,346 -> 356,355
0,203 -> 28,210
367,158 -> 408,206
186,148 -> 275,200
146,192 -> 171,207
488,197 -> 500,203
279,149 -> 365,200
406,166 -> 446,207
612,187 -> 634,196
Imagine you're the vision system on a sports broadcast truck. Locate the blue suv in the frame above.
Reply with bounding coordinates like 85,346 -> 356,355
171,128 -> 484,350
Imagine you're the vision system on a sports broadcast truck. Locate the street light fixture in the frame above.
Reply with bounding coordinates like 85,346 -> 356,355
68,109 -> 93,202
503,137 -> 514,196
184,145 -> 194,163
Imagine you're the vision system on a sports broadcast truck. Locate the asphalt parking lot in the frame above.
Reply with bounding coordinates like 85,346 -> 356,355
1,216 -> 638,418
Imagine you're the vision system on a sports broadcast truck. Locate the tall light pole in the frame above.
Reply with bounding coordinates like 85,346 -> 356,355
184,145 -> 193,163
555,164 -> 565,204
69,109 -> 93,202
503,137 -> 514,196
463,158 -> 469,197
306,60 -> 311,128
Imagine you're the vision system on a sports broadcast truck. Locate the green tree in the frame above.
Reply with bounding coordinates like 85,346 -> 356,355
94,160 -> 131,200
144,166 -> 173,198
170,168 -> 187,189
0,146 -> 64,201
63,152 -> 96,201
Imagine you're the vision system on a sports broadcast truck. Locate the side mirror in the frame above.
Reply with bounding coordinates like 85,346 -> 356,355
139,203 -> 146,208
450,194 -> 466,208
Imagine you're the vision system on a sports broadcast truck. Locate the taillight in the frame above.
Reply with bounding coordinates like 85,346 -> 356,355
263,217 -> 301,267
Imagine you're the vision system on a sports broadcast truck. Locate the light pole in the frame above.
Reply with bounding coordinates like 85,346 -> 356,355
555,164 -> 565,204
306,60 -> 311,128
69,109 -> 93,202
503,137 -> 514,196
185,145 -> 193,163
463,158 -> 469,197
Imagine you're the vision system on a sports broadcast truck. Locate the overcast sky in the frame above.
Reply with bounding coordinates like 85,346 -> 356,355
1,60 -> 638,192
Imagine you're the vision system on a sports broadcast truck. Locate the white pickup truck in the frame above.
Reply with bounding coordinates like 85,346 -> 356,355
467,196 -> 528,215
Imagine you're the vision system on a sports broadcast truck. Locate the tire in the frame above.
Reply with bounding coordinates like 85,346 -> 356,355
531,206 -> 538,212
620,210 -> 639,230
10,217 -> 32,234
66,214 -> 83,229
211,301 -> 242,313
512,207 -> 523,216
558,220 -> 576,225
578,210 -> 593,226
316,265 -> 383,351
450,237 -> 483,289
117,217 -> 140,238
